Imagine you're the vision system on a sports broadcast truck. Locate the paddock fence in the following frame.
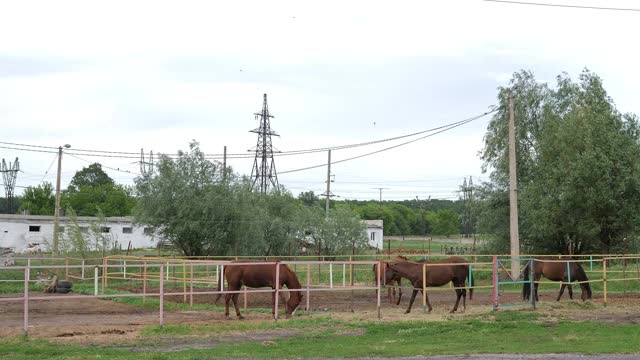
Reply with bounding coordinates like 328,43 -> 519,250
3,254 -> 640,336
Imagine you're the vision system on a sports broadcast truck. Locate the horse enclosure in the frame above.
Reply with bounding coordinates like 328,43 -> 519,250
2,254 -> 640,337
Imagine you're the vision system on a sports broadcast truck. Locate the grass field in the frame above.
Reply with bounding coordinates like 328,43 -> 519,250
1,310 -> 640,359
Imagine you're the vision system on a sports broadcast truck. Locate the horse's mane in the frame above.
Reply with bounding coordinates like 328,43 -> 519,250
281,264 -> 302,289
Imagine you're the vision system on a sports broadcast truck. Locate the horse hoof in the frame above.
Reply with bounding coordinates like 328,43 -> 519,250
238,315 -> 245,320
404,310 -> 410,314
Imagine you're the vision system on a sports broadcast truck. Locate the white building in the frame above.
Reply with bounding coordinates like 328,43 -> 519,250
0,214 -> 159,253
364,219 -> 384,249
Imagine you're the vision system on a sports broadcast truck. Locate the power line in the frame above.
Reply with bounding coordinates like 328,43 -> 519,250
280,108 -> 497,174
482,0 -> 640,12
39,154 -> 58,184
65,152 -> 142,176
0,108 -> 497,160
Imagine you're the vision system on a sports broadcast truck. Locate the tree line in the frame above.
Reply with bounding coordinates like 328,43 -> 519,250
9,68 -> 636,256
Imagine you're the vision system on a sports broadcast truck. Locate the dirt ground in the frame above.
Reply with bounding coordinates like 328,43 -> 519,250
2,289 -> 640,346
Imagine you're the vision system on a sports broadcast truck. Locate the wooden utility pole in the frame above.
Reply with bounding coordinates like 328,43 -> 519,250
53,144 -> 70,255
325,150 -> 332,218
508,90 -> 520,279
223,145 -> 227,183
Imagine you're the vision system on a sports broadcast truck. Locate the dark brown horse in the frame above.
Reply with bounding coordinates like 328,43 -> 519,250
373,256 -> 409,305
522,257 -> 592,302
214,261 -> 303,319
388,257 -> 473,314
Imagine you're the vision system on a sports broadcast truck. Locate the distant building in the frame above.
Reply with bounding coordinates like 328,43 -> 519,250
0,214 -> 159,253
364,219 -> 384,249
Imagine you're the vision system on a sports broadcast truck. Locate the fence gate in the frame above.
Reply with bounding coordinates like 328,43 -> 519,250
492,257 -> 536,310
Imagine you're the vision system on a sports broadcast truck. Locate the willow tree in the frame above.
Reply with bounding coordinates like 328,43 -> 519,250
479,69 -> 640,254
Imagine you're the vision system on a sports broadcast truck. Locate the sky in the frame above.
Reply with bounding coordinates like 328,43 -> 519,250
1,0 -> 639,202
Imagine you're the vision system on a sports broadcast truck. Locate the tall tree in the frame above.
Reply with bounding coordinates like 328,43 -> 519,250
64,163 -> 135,216
479,69 -> 640,253
19,183 -> 55,215
68,163 -> 114,191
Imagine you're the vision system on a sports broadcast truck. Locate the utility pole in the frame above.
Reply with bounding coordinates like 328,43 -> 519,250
223,145 -> 227,183
324,150 -> 333,218
508,90 -> 520,279
53,144 -> 71,255
372,188 -> 388,208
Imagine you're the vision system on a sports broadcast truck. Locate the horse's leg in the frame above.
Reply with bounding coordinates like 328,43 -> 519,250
405,289 -> 418,314
534,273 -> 541,301
568,284 -> 574,300
395,279 -> 403,306
232,293 -> 244,319
224,293 -> 232,319
451,289 -> 462,313
556,283 -> 566,301
461,288 -> 467,312
424,289 -> 433,313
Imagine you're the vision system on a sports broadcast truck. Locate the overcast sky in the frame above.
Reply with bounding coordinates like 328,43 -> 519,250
1,0 -> 639,201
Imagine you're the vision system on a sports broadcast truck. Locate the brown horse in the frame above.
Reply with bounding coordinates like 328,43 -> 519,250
214,261 -> 303,319
522,257 -> 592,302
373,256 -> 409,305
388,257 -> 473,314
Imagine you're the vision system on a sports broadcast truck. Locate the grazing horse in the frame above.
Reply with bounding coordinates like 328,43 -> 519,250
522,257 -> 592,302
373,255 -> 409,305
215,261 -> 303,319
388,257 -> 473,314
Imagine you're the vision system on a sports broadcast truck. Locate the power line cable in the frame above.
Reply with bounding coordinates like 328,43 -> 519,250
482,0 -> 640,12
65,152 -> 142,176
0,108 -> 497,160
39,154 -> 58,184
280,108 -> 497,174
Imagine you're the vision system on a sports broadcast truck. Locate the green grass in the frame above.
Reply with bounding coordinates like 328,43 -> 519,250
1,312 -> 640,359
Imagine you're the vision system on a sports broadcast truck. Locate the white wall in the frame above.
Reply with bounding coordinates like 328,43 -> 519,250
364,220 -> 384,249
0,215 -> 159,253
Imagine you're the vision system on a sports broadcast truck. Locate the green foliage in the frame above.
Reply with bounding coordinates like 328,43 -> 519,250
134,142 -> 367,257
348,198 -> 464,236
18,182 -> 55,215
304,205 -> 368,256
479,69 -> 640,254
57,208 -> 115,257
67,163 -> 114,190
63,163 -> 135,216
426,209 -> 461,237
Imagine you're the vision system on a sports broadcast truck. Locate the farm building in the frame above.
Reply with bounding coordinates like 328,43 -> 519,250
0,214 -> 159,253
364,219 -> 384,249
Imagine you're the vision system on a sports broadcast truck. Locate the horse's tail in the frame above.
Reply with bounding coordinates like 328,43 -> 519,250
468,266 -> 474,300
214,265 -> 226,304
522,261 -> 531,301
575,263 -> 593,299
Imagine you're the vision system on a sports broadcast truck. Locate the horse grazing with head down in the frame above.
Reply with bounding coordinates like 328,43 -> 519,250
215,261 -> 303,319
522,257 -> 592,302
373,255 -> 409,305
388,256 -> 473,314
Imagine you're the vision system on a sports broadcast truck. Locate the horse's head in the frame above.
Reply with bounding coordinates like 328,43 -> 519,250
384,263 -> 396,284
285,291 -> 303,317
574,264 -> 593,301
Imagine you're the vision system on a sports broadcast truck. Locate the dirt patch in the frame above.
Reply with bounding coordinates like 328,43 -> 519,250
2,289 -> 640,345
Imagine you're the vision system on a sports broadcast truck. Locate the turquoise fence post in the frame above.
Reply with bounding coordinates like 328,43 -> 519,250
567,261 -> 571,284
468,264 -> 473,288
590,256 -> 593,272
